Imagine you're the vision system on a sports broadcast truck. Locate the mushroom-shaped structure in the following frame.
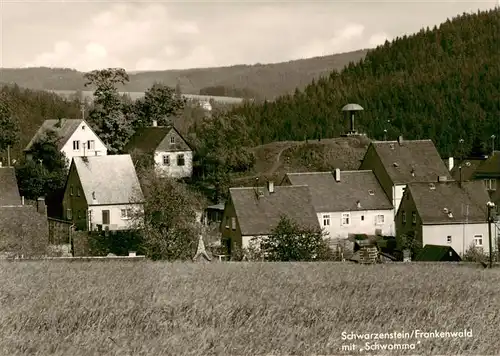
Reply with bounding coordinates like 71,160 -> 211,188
342,103 -> 364,135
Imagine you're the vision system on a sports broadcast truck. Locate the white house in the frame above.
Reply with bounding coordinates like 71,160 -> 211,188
62,154 -> 144,231
396,179 -> 495,256
24,118 -> 107,165
220,182 -> 319,255
359,136 -> 451,214
282,169 -> 395,242
124,120 -> 193,179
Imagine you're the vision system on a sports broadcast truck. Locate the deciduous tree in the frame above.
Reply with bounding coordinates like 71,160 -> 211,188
131,167 -> 206,260
259,215 -> 329,261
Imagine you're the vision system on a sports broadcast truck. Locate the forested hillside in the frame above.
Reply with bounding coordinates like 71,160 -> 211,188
0,50 -> 367,100
232,9 -> 500,157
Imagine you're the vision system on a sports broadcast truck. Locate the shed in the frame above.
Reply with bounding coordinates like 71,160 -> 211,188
415,244 -> 461,262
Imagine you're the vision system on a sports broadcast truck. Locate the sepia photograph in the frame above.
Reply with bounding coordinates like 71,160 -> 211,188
0,0 -> 499,354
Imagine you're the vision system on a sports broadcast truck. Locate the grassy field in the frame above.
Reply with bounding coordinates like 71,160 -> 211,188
1,261 -> 499,355
230,136 -> 371,186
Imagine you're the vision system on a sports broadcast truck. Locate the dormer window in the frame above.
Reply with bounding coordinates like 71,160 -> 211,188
411,169 -> 415,177
170,136 -> 175,144
393,162 -> 399,167
368,190 -> 374,196
92,191 -> 96,200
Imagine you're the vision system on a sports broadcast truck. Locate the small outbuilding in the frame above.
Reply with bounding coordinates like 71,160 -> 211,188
415,244 -> 461,262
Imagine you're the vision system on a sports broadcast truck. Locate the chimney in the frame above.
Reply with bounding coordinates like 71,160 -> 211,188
334,168 -> 341,182
21,196 -> 24,205
36,197 -> 46,215
267,180 -> 274,193
0,162 -> 2,167
152,120 -> 158,127
397,135 -> 404,145
448,157 -> 454,171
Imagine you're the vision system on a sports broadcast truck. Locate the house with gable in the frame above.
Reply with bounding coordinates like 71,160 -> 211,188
220,181 -> 319,256
24,118 -> 107,165
62,154 -> 144,231
0,165 -> 49,257
359,136 -> 452,214
123,120 -> 193,179
396,179 -> 493,256
282,169 -> 395,240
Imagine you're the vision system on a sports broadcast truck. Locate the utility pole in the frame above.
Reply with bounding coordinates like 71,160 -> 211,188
7,145 -> 10,167
487,201 -> 495,268
491,135 -> 496,156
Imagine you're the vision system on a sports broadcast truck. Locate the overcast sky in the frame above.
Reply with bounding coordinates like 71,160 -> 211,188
0,0 -> 497,71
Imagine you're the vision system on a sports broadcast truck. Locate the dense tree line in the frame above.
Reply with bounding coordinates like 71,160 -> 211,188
232,9 -> 500,157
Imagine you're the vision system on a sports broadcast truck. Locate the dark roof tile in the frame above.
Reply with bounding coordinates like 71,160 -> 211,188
408,180 -> 490,224
370,139 -> 451,184
123,126 -> 191,153
230,185 -> 319,236
285,170 -> 392,212
0,167 -> 21,206
24,119 -> 83,151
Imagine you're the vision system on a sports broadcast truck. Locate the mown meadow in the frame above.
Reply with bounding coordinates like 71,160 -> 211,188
1,261 -> 499,355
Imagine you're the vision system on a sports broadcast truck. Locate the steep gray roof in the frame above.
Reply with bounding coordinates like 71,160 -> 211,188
230,185 -> 319,236
369,139 -> 451,184
0,206 -> 48,251
407,180 -> 490,224
0,167 -> 21,206
24,119 -> 83,151
72,155 -> 144,205
449,158 -> 485,181
123,126 -> 192,154
285,171 -> 392,212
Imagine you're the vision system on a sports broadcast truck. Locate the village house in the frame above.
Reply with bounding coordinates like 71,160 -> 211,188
282,169 -> 395,241
220,182 -> 319,256
24,118 -> 107,164
123,121 -> 193,179
0,165 -> 49,257
62,154 -> 144,231
396,179 -> 494,256
448,151 -> 500,206
359,136 -> 452,214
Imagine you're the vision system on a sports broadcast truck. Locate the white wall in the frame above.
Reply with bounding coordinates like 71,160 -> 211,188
88,204 -> 143,231
422,223 -> 495,256
318,209 -> 395,239
393,184 -> 406,214
242,235 -> 268,250
61,122 -> 107,164
154,150 -> 193,178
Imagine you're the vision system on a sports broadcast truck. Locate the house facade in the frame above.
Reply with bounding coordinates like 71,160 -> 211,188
396,180 -> 494,256
221,182 -> 319,256
282,169 -> 395,241
62,155 -> 144,231
124,121 -> 193,178
24,119 -> 107,165
359,136 -> 452,214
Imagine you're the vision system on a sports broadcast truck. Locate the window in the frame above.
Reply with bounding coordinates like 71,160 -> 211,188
121,209 -> 132,220
77,210 -> 81,219
412,212 -> 417,225
474,235 -> 483,247
231,217 -> 236,230
170,136 -> 175,144
402,212 -> 406,224
484,179 -> 496,191
177,154 -> 185,166
375,214 -> 385,225
81,125 -> 85,130
163,155 -> 170,166
87,140 -> 95,150
225,216 -> 230,229
76,188 -> 80,197
73,140 -> 80,150
102,210 -> 110,225
323,214 -> 330,226
70,185 -> 74,196
447,235 -> 452,244
66,209 -> 72,220
361,215 -> 365,221
341,213 -> 350,226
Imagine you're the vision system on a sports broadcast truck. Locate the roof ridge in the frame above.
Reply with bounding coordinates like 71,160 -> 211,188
287,171 -> 331,175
